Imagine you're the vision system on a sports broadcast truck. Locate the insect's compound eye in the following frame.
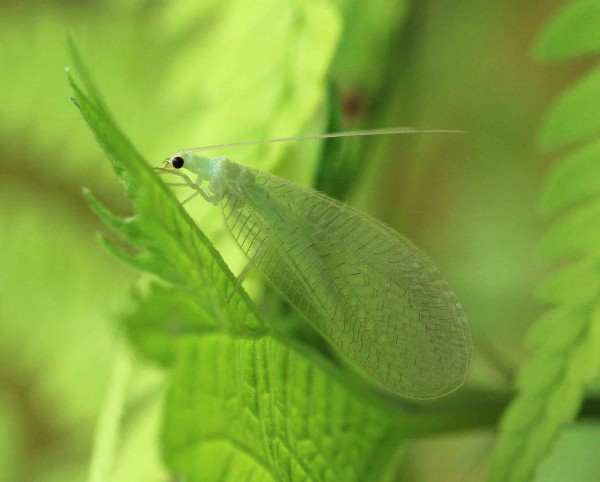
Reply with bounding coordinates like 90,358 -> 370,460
171,156 -> 184,169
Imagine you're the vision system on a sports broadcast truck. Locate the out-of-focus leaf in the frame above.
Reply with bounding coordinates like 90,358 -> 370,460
315,0 -> 408,201
539,139 -> 600,214
158,0 -> 341,175
333,0 -> 408,100
0,0 -> 340,210
539,201 -> 600,259
539,64 -> 600,149
0,4 -> 157,191
533,0 -> 600,60
490,6 -> 600,481
123,283 -> 220,367
534,422 -> 600,482
490,302 -> 600,482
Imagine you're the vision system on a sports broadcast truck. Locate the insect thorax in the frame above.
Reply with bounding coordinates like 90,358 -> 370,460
209,157 -> 255,203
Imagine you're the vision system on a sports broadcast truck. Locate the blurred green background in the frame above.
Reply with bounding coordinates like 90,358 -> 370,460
1,0 -> 598,481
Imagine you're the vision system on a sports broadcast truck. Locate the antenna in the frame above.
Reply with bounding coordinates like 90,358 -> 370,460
176,127 -> 467,154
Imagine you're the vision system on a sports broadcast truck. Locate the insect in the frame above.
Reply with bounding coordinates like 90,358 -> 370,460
156,128 -> 472,399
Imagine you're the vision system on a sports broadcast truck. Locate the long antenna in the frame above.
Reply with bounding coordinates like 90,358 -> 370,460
176,127 -> 467,154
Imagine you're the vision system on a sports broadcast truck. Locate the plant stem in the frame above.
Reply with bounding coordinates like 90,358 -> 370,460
88,347 -> 132,482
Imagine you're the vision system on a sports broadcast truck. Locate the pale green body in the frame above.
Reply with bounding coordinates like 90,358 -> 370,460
160,151 -> 472,399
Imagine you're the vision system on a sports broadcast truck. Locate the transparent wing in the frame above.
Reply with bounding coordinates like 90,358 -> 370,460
218,162 -> 472,399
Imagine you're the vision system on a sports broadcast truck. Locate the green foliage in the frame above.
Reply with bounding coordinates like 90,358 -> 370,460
7,1 -> 600,480
532,0 -> 600,60
123,283 -> 221,367
69,55 -> 410,481
88,351 -> 132,482
164,336 -> 398,482
70,70 -> 264,336
534,0 -> 600,149
537,65 -> 600,149
489,3 -> 600,481
68,23 -> 509,476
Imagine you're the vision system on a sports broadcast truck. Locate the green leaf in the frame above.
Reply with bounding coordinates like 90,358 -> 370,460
70,70 -> 404,480
539,139 -> 600,214
332,0 -> 408,98
68,44 -> 402,482
535,423 -> 600,481
537,262 -> 600,310
69,40 -> 496,482
533,0 -> 600,60
539,201 -> 600,259
322,0 -> 409,200
69,65 -> 264,336
164,336 -> 399,482
490,8 -> 600,482
157,0 -> 342,175
123,283 -> 220,367
539,64 -> 600,149
489,303 -> 600,482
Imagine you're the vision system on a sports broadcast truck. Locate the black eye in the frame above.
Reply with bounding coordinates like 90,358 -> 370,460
171,156 -> 184,169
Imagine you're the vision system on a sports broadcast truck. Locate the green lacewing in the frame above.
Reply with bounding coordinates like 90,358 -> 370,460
156,128 -> 472,399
